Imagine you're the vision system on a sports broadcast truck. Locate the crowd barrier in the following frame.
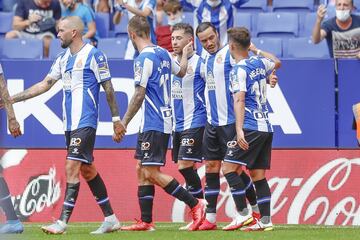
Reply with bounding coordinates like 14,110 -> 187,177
1,59 -> 359,148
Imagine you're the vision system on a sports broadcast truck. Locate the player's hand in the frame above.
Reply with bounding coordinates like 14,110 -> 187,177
237,129 -> 249,151
8,118 -> 22,138
113,120 -> 126,143
248,42 -> 258,55
317,4 -> 327,21
269,71 -> 278,88
28,13 -> 42,24
182,41 -> 194,58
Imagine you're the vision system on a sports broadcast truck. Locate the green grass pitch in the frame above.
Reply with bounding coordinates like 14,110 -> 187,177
2,222 -> 360,240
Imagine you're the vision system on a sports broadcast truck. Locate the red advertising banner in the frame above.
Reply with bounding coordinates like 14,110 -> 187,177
1,149 -> 360,225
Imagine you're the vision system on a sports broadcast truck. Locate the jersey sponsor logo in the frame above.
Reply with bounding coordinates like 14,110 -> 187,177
141,142 -> 151,151
206,71 -> 216,90
181,138 -> 195,147
70,137 -> 82,147
171,79 -> 182,99
226,140 -> 237,148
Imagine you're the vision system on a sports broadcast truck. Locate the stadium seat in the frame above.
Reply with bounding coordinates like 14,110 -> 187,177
1,39 -> 43,59
251,38 -> 282,57
234,12 -> 252,32
0,11 -> 13,36
114,13 -> 128,37
97,37 -> 128,59
284,37 -> 330,58
256,12 -> 299,38
237,0 -> 267,12
272,0 -> 314,12
49,38 -> 64,59
95,12 -> 110,38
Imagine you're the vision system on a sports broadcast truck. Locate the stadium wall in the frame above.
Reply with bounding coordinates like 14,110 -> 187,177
0,59 -> 359,225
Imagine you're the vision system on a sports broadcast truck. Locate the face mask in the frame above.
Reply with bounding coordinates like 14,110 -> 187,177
336,9 -> 351,22
168,12 -> 183,26
206,0 -> 221,8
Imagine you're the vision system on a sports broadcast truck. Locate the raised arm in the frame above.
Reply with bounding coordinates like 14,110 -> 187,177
249,43 -> 281,70
11,76 -> 57,104
312,4 -> 327,44
0,73 -> 21,137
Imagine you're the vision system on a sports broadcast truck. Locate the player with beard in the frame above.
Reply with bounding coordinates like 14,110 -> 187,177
6,16 -> 126,235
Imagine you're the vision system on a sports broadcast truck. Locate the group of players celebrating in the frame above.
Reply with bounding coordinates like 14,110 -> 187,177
0,15 -> 280,234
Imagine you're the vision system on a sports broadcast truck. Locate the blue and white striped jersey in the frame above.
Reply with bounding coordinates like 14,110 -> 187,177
171,54 -> 206,132
230,56 -> 275,132
203,45 -> 235,126
134,45 -> 180,134
180,0 -> 248,47
48,44 -> 111,131
125,0 -> 157,59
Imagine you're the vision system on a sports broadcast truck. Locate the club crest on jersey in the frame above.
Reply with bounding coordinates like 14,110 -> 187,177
216,55 -> 223,64
76,59 -> 83,68
187,66 -> 194,75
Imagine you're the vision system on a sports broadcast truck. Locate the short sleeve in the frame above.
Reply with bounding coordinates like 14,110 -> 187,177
321,18 -> 333,36
92,51 -> 111,83
15,0 -> 26,18
144,0 -> 156,12
83,6 -> 96,24
230,67 -> 247,94
260,57 -> 275,77
47,55 -> 62,80
134,56 -> 153,88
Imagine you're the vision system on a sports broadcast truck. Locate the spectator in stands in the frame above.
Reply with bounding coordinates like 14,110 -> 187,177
155,0 -> 166,25
5,0 -> 61,58
155,0 -> 184,52
62,0 -> 99,47
312,0 -> 360,58
113,0 -> 157,59
179,0 -> 248,49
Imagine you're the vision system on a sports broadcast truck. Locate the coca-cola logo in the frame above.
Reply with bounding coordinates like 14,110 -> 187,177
171,158 -> 360,226
11,167 -> 61,221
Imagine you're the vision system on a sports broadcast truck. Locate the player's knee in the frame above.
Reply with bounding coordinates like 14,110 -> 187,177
205,161 -> 221,172
177,160 -> 194,170
249,169 -> 266,182
143,167 -> 158,182
65,161 -> 80,181
80,165 -> 97,181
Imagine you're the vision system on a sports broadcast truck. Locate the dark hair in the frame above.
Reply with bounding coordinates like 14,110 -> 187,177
227,27 -> 251,49
163,0 -> 182,13
171,23 -> 193,37
196,22 -> 217,36
128,15 -> 150,38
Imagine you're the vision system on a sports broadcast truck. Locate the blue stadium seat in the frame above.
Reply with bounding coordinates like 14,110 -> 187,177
251,38 -> 282,57
182,11 -> 194,26
114,13 -> 128,37
49,38 -> 64,59
97,37 -> 128,59
0,12 -> 13,36
1,39 -> 43,59
355,0 -> 360,11
256,12 -> 299,38
95,12 -> 110,38
284,37 -> 330,58
272,0 -> 314,12
234,12 -> 252,32
237,0 -> 267,13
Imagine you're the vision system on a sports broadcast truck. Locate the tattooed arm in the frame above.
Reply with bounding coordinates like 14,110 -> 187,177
101,80 -> 126,142
11,76 -> 57,104
121,85 -> 146,128
0,73 -> 21,137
